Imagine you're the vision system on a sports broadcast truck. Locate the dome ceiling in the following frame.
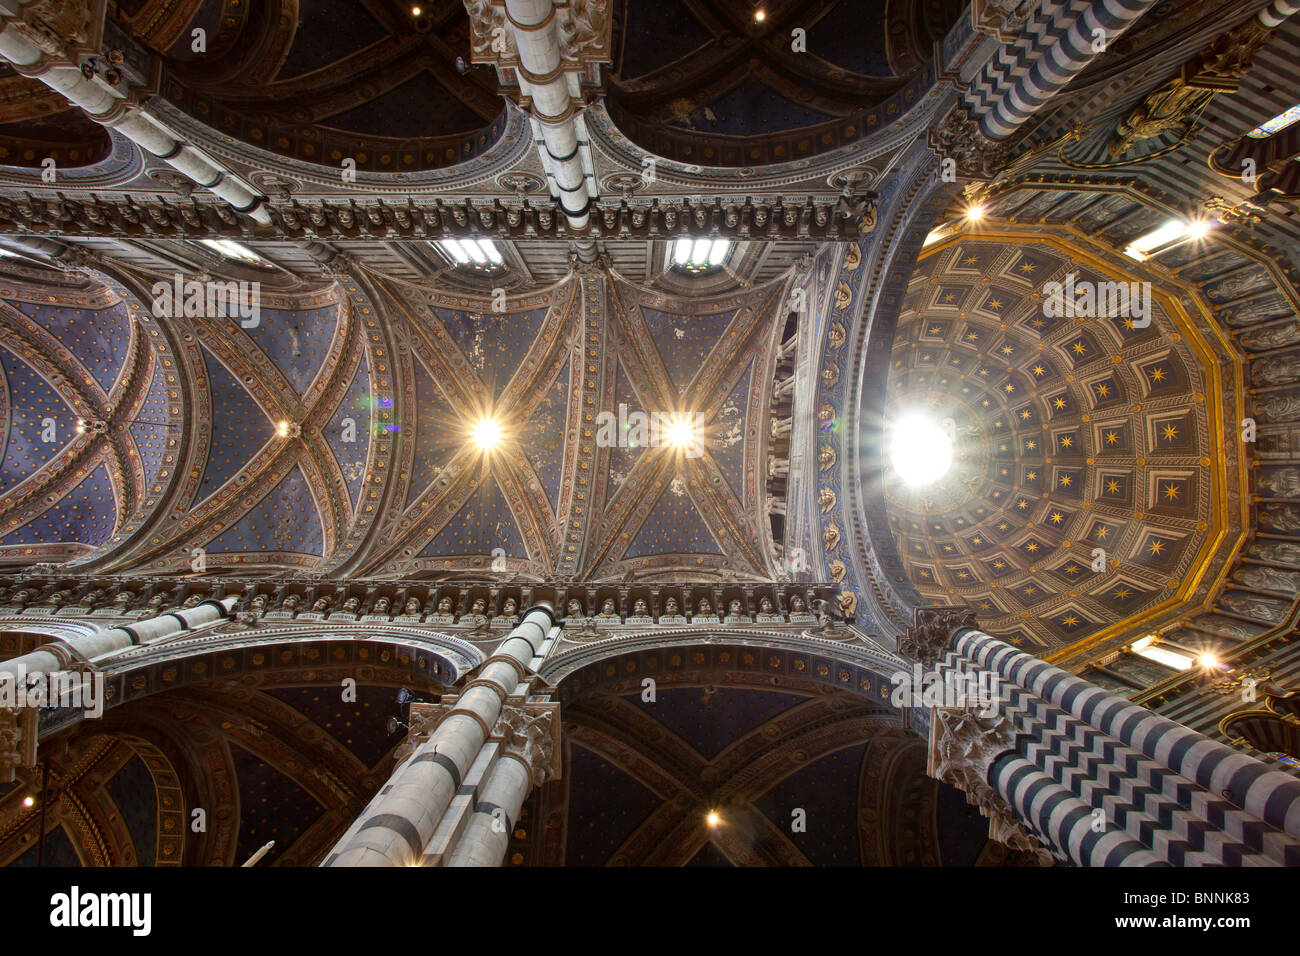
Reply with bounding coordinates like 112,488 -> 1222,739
886,233 -> 1238,651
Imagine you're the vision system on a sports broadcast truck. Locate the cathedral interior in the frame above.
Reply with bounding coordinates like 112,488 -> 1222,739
0,0 -> 1298,871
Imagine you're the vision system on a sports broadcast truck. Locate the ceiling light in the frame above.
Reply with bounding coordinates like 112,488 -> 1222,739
754,9 -> 766,21
472,417 -> 503,452
411,5 -> 421,14
889,412 -> 953,487
276,421 -> 291,438
1199,653 -> 1219,669
22,796 -> 34,808
706,810 -> 721,827
965,204 -> 985,222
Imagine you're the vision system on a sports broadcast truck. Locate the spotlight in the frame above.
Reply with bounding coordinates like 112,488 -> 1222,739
1199,653 -> 1219,669
965,204 -> 986,222
411,5 -> 421,14
706,810 -> 721,827
472,416 -> 503,452
22,796 -> 34,808
754,9 -> 766,22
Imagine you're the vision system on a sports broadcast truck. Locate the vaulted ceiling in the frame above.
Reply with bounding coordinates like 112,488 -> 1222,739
515,645 -> 1036,866
0,243 -> 794,583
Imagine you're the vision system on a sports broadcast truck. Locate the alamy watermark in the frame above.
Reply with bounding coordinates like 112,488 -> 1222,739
0,663 -> 104,718
1042,272 -> 1151,328
151,274 -> 261,328
594,404 -> 708,459
890,665 -> 1000,717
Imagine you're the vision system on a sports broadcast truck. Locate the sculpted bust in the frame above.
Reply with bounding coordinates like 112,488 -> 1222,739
697,598 -> 712,615
283,593 -> 302,612
437,596 -> 453,613
664,597 -> 679,616
250,593 -> 268,612
728,599 -> 744,616
341,596 -> 361,613
567,598 -> 584,617
790,595 -> 806,613
471,597 -> 487,615
632,598 -> 649,616
502,597 -> 517,616
759,597 -> 774,614
312,597 -> 331,612
404,598 -> 421,615
599,598 -> 618,617
373,596 -> 390,614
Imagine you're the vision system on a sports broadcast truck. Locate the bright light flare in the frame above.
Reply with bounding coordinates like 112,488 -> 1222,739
889,413 -> 953,487
22,796 -> 34,808
965,203 -> 986,222
665,414 -> 697,450
754,10 -> 766,22
1199,653 -> 1219,669
472,417 -> 503,452
706,810 -> 721,827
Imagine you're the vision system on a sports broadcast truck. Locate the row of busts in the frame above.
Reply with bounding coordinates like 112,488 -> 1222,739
1,586 -> 208,616
240,593 -> 519,618
565,594 -> 808,619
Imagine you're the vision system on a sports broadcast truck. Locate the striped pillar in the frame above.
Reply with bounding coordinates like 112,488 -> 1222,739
963,0 -> 1160,141
322,603 -> 556,867
0,597 -> 237,680
932,625 -> 1300,865
444,745 -> 535,867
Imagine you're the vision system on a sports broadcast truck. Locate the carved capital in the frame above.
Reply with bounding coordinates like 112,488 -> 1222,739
971,0 -> 1037,42
927,107 -> 1011,181
927,702 -> 1052,863
0,706 -> 39,785
494,702 -> 561,786
899,606 -> 976,664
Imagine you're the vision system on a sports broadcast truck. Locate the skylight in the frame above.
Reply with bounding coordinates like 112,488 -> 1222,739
198,239 -> 271,267
1131,635 -> 1194,671
436,238 -> 504,271
1122,218 -> 1213,261
1247,103 -> 1300,138
672,238 -> 731,274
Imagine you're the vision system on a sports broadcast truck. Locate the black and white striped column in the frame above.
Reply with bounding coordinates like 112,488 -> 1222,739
929,625 -> 1300,865
322,604 -> 556,867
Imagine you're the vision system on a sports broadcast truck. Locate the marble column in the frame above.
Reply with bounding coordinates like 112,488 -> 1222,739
907,607 -> 1300,866
322,604 -> 556,867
